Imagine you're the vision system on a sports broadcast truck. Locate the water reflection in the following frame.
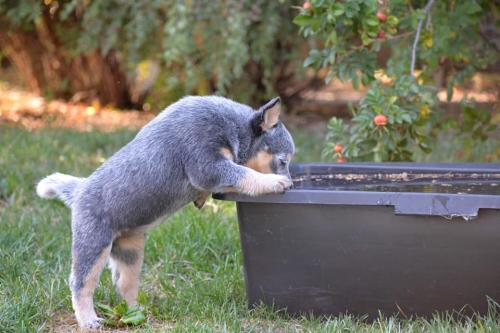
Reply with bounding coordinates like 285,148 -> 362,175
292,174 -> 500,195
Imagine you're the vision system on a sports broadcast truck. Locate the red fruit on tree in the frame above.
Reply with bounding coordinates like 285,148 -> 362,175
334,144 -> 343,153
376,11 -> 387,22
373,114 -> 388,126
303,1 -> 313,14
378,30 -> 386,39
337,157 -> 346,163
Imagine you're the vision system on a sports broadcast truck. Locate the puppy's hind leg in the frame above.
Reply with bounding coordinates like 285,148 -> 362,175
70,223 -> 113,329
109,233 -> 146,305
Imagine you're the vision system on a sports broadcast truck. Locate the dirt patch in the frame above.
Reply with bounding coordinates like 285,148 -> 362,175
44,309 -> 81,333
0,83 -> 154,132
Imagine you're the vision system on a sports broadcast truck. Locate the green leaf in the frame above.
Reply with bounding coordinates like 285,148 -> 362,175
352,75 -> 360,89
347,1 -> 360,12
96,303 -> 114,316
113,300 -> 129,316
302,26 -> 312,37
312,0 -> 325,7
462,2 -> 482,14
303,56 -> 317,68
413,8 -> 426,21
331,4 -> 345,16
328,30 -> 338,44
293,15 -> 314,27
321,148 -> 331,160
345,101 -> 354,113
388,96 -> 398,105
136,291 -> 151,306
418,143 -> 432,154
121,311 -> 146,325
325,72 -> 336,84
401,114 -> 412,123
365,15 -> 380,27
387,137 -> 396,150
125,304 -> 142,315
311,17 -> 322,32
409,84 -> 419,94
343,17 -> 353,25
309,49 -> 322,59
101,318 -> 120,327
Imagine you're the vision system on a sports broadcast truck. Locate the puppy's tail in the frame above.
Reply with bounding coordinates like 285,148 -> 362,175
36,173 -> 85,208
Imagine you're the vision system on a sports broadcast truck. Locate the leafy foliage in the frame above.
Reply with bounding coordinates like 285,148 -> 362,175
96,291 -> 151,327
160,1 -> 299,102
0,0 -> 301,106
294,0 -> 500,162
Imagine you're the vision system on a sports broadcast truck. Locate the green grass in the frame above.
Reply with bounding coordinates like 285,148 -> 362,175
1,124 -> 500,332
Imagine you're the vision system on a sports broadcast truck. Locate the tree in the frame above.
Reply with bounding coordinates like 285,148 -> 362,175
0,0 -> 301,109
0,0 -> 135,108
294,0 -> 500,162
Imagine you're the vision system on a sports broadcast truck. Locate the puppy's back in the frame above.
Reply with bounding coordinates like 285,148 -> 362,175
140,95 -> 254,135
74,96 -> 256,230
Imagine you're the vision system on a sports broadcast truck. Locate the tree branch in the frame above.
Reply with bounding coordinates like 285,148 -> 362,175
410,0 -> 436,77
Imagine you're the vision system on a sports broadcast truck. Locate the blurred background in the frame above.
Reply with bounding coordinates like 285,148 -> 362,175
1,0 -> 500,161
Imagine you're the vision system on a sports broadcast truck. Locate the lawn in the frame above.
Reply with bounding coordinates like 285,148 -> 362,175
1,123 -> 499,332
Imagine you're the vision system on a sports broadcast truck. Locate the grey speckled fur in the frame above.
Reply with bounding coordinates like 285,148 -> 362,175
36,95 -> 295,329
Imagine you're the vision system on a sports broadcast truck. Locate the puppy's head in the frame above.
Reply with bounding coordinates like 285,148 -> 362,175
246,97 -> 295,180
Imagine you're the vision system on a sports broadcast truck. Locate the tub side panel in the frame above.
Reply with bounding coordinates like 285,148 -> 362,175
236,202 -> 500,318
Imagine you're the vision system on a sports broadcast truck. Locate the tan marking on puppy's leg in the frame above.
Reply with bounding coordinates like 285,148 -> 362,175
194,191 -> 211,209
72,245 -> 111,328
236,168 -> 293,196
245,150 -> 273,174
220,147 -> 234,161
109,234 -> 146,305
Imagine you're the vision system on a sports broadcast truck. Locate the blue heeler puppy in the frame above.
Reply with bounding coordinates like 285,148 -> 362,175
36,95 -> 295,328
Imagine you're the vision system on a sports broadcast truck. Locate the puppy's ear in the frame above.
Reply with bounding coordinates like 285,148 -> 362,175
252,97 -> 281,135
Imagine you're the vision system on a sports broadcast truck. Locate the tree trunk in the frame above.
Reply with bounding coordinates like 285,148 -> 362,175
0,6 -> 133,109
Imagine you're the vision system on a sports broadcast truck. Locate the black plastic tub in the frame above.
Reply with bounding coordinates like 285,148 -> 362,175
214,163 -> 500,319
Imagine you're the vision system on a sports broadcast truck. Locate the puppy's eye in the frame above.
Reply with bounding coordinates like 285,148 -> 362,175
280,159 -> 288,166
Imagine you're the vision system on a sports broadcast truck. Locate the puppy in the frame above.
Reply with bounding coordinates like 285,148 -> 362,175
36,95 -> 295,328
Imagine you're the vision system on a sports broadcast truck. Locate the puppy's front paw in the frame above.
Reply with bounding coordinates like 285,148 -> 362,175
77,314 -> 102,330
267,174 -> 293,194
237,171 -> 293,196
81,319 -> 102,330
